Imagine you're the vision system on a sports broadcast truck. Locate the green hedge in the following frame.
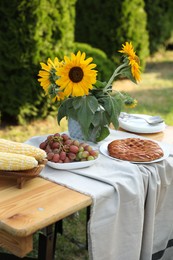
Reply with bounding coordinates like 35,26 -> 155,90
75,0 -> 149,70
145,0 -> 173,54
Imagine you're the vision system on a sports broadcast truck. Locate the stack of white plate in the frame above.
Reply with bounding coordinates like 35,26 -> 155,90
119,113 -> 166,134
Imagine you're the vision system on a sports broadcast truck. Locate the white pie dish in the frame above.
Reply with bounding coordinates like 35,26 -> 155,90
99,138 -> 170,164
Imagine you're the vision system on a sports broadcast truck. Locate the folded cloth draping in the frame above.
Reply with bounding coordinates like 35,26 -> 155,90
26,130 -> 173,260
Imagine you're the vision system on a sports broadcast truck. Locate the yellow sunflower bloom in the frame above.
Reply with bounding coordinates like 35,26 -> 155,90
38,58 -> 61,94
118,42 -> 141,82
56,51 -> 97,97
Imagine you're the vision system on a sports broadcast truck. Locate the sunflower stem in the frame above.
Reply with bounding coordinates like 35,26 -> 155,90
105,63 -> 127,90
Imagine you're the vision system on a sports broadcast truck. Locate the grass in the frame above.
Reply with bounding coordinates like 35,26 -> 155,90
0,50 -> 173,259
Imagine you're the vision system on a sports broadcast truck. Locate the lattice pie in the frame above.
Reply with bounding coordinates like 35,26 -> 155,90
108,138 -> 164,162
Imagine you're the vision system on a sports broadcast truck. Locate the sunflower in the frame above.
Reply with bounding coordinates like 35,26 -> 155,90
56,51 -> 97,97
38,57 -> 61,94
124,98 -> 138,108
119,42 -> 141,82
38,58 -> 65,101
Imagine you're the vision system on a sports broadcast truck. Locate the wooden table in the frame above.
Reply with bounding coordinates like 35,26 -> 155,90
0,178 -> 92,259
0,126 -> 172,259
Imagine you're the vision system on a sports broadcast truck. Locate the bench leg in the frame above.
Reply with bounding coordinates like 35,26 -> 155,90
86,206 -> 91,250
38,224 -> 55,260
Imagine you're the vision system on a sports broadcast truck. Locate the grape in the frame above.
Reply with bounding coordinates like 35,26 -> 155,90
75,153 -> 80,161
52,153 -> 60,163
59,151 -> 66,161
61,133 -> 70,141
39,141 -> 47,150
47,135 -> 53,141
64,157 -> 71,163
48,140 -> 54,148
64,139 -> 73,145
73,140 -> 80,147
90,150 -> 99,158
53,148 -> 60,154
69,145 -> 79,154
68,152 -> 76,161
82,151 -> 89,158
47,152 -> 54,161
77,151 -> 83,159
84,145 -> 93,152
51,142 -> 60,149
45,145 -> 52,154
87,155 -> 95,161
78,146 -> 84,152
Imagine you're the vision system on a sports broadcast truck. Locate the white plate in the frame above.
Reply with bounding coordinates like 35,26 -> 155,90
25,135 -> 99,170
99,139 -> 170,164
47,158 -> 99,170
119,113 -> 166,134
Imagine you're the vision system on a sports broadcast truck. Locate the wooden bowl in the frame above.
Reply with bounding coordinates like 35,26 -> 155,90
0,159 -> 47,189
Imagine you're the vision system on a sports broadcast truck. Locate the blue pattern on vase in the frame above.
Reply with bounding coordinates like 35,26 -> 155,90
68,118 -> 97,142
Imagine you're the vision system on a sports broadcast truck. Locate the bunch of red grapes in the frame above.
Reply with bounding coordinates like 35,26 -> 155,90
39,133 -> 99,163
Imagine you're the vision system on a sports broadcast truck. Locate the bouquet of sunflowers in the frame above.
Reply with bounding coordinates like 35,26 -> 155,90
38,42 -> 141,142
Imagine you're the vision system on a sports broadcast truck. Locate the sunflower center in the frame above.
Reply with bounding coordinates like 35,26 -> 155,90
69,67 -> 84,83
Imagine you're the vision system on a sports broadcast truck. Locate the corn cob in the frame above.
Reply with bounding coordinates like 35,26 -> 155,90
0,138 -> 46,161
0,152 -> 38,171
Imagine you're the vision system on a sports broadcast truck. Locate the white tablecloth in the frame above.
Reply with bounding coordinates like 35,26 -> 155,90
26,130 -> 173,260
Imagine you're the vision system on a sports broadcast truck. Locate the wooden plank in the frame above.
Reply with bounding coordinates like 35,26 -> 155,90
0,177 -> 92,237
0,230 -> 32,257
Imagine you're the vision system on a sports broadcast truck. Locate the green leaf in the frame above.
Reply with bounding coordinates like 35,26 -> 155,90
98,94 -> 122,129
72,96 -> 98,114
93,80 -> 107,89
96,126 -> 110,142
57,98 -> 73,124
